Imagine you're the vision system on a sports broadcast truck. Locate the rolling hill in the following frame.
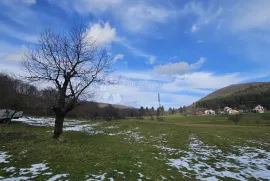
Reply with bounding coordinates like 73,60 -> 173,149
98,102 -> 135,109
200,82 -> 270,101
191,82 -> 270,110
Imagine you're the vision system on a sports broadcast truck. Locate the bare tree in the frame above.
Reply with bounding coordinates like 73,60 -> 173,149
0,73 -> 31,123
23,25 -> 112,138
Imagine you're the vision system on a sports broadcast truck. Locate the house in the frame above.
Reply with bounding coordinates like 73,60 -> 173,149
218,111 -> 226,115
224,107 -> 232,114
253,105 -> 264,113
0,109 -> 23,123
195,111 -> 204,116
204,110 -> 215,115
228,109 -> 240,115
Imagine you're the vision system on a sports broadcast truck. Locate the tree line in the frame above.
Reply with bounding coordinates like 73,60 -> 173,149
0,73 -> 139,119
138,106 -> 184,116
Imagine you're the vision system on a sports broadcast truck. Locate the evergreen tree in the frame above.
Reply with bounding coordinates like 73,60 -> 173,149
139,106 -> 145,117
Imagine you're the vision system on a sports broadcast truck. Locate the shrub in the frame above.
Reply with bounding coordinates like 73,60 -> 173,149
157,116 -> 165,122
261,113 -> 270,120
261,113 -> 270,126
228,114 -> 243,125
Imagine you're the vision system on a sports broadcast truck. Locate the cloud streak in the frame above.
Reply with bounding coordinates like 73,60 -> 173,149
153,57 -> 205,76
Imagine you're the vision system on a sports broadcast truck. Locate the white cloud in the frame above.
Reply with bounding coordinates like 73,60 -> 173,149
182,1 -> 270,34
190,57 -> 206,69
198,40 -> 204,43
95,79 -> 200,108
178,72 -> 244,89
181,1 -> 222,32
98,69 -> 261,108
115,71 -> 154,81
2,0 -> 36,5
118,3 -> 175,33
0,45 -> 26,62
86,22 -> 153,61
0,23 -> 38,43
153,57 -> 205,76
170,56 -> 178,60
111,70 -> 268,108
86,22 -> 117,46
47,0 -> 121,14
146,56 -> 156,65
191,24 -> 199,32
3,53 -> 23,62
48,0 -> 176,34
113,54 -> 124,63
229,0 -> 270,32
115,37 -> 153,59
21,0 -> 35,4
0,62 -> 24,76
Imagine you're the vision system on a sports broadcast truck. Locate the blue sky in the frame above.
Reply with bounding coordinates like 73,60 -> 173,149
0,0 -> 270,109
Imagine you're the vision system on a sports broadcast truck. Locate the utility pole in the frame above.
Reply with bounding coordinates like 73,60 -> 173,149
157,93 -> 161,116
158,93 -> 161,108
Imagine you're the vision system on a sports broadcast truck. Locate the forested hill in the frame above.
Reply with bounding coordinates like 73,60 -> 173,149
0,73 -> 138,119
194,82 -> 270,110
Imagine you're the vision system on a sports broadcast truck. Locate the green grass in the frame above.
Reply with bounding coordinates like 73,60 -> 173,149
163,112 -> 270,126
0,114 -> 270,180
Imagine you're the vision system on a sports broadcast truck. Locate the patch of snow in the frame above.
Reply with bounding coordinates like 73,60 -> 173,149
15,117 -> 55,127
47,174 -> 69,181
160,134 -> 270,181
19,163 -> 49,176
19,150 -> 28,155
1,176 -> 29,181
0,159 -> 69,180
0,151 -> 11,163
2,166 -> 16,172
138,173 -> 144,178
107,130 -> 145,143
63,124 -> 102,135
105,126 -> 119,129
246,139 -> 270,146
16,117 -> 104,135
135,161 -> 143,168
153,145 -> 178,154
161,175 -> 167,180
85,173 -> 107,181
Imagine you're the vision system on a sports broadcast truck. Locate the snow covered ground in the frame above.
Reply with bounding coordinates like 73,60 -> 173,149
0,151 -> 68,181
3,117 -> 270,180
14,117 -> 103,135
154,134 -> 270,181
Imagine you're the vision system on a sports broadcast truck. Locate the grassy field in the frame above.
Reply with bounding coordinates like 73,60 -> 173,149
0,114 -> 270,180
164,112 -> 270,126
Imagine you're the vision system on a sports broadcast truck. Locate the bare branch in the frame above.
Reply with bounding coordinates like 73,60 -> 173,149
22,24 -> 113,118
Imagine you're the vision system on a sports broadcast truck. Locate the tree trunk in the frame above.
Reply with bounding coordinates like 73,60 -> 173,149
53,114 -> 65,139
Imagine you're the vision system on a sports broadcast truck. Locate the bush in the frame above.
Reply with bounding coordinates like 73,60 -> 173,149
228,114 -> 243,125
261,113 -> 270,126
157,116 -> 165,122
261,113 -> 270,120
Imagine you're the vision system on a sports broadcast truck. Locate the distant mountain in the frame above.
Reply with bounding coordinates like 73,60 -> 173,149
98,102 -> 135,110
191,82 -> 270,110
